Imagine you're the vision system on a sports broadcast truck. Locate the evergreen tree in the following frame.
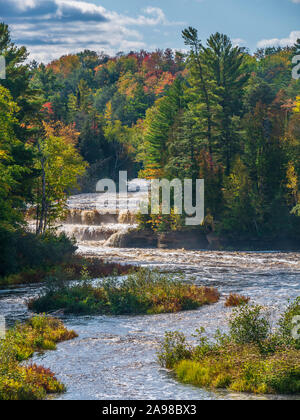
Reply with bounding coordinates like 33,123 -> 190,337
143,77 -> 185,176
182,27 -> 221,157
205,33 -> 249,173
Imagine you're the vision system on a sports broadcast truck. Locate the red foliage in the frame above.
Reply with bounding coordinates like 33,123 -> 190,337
42,102 -> 54,115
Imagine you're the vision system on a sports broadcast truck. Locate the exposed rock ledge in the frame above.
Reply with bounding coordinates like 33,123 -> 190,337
105,229 -> 209,250
105,230 -> 158,248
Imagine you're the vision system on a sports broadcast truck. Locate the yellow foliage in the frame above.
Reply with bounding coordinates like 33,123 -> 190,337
286,162 -> 298,191
104,101 -> 113,123
294,96 -> 300,113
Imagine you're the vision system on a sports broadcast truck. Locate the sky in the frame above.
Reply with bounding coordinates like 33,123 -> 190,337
0,0 -> 299,63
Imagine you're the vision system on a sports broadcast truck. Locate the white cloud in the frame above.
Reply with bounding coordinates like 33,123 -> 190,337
232,38 -> 246,47
257,31 -> 300,48
0,0 -> 183,62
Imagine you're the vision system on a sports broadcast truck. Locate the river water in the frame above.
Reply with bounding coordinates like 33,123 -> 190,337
2,190 -> 300,400
1,247 -> 300,400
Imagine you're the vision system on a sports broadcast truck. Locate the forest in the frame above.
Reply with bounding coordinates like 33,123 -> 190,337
1,22 -> 300,278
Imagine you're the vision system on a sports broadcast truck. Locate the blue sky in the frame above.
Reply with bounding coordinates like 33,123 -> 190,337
0,0 -> 299,62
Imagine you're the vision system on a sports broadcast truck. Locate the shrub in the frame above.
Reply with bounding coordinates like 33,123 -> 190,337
29,269 -> 220,315
225,294 -> 250,307
0,255 -> 135,287
0,229 -> 76,279
229,304 -> 271,346
277,297 -> 300,349
158,298 -> 300,395
158,331 -> 192,369
0,316 -> 77,400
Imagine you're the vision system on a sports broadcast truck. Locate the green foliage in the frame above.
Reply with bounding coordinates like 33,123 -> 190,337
29,269 -> 220,316
33,122 -> 87,234
142,77 -> 185,174
0,86 -> 33,231
136,208 -> 184,233
158,331 -> 192,369
0,316 -> 77,400
2,22 -> 300,249
158,298 -> 300,395
278,297 -> 300,349
229,304 -> 271,346
0,231 -> 76,278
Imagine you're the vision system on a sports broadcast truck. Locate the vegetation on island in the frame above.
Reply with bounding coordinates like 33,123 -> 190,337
0,315 -> 77,400
28,269 -> 220,315
225,293 -> 251,307
158,299 -> 300,395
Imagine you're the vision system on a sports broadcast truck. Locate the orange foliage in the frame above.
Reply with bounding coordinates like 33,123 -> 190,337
155,72 -> 176,95
225,294 -> 250,307
43,121 -> 80,145
48,54 -> 80,77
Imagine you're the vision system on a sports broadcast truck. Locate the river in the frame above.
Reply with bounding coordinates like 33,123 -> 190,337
1,191 -> 300,400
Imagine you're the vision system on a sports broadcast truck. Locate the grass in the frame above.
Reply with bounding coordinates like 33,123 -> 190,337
158,300 -> 300,395
0,315 -> 77,400
0,255 -> 135,287
28,269 -> 220,316
225,293 -> 250,307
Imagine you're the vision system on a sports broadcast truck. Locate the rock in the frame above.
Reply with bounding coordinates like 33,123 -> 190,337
105,230 -> 158,248
158,231 -> 209,250
206,232 -> 222,250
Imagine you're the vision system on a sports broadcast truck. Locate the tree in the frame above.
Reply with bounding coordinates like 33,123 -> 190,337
34,122 -> 87,234
222,158 -> 255,235
0,86 -> 31,230
204,33 -> 249,173
182,27 -> 220,157
142,77 -> 185,177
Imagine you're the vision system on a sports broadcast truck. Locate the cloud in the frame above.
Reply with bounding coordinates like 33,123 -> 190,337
232,38 -> 246,47
0,0 -> 181,62
257,31 -> 300,48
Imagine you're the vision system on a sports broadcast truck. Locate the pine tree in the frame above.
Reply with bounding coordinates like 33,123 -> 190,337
205,33 -> 249,174
182,27 -> 221,158
143,77 -> 185,176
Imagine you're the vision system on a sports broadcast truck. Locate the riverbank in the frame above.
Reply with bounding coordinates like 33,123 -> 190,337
0,255 -> 135,287
0,316 -> 77,400
106,228 -> 300,252
158,302 -> 300,395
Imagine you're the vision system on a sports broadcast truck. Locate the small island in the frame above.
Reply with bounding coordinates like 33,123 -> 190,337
28,269 -> 220,316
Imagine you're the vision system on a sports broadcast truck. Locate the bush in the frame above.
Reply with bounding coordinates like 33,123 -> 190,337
278,297 -> 300,349
0,254 -> 135,287
229,304 -> 271,346
0,316 -> 77,400
225,294 -> 250,307
29,269 -> 220,315
158,331 -> 192,369
158,299 -> 300,395
0,228 -> 76,278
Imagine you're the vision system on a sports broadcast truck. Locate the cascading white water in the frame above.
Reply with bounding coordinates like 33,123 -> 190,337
59,179 -> 149,245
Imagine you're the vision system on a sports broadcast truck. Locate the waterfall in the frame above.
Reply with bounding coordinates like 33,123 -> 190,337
28,179 -> 150,246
